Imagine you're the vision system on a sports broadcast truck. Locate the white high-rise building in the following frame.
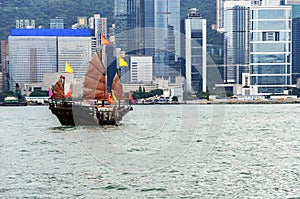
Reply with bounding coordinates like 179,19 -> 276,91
130,56 -> 153,83
185,8 -> 207,93
216,0 -> 226,32
91,14 -> 108,48
249,1 -> 292,94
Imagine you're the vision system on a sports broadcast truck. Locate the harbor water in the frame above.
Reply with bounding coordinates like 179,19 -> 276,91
0,104 -> 299,198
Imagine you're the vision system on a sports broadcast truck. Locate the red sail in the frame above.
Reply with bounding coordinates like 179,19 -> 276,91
111,73 -> 125,100
50,75 -> 65,100
83,52 -> 107,100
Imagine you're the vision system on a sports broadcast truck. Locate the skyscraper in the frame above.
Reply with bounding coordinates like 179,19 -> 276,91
90,14 -> 107,48
185,8 -> 207,93
216,0 -> 226,32
285,0 -> 300,84
114,0 -> 137,53
223,0 -> 251,84
113,0 -> 180,79
249,2 -> 292,94
144,0 -> 180,78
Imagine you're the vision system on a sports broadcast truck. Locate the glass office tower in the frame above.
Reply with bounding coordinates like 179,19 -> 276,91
224,1 -> 250,84
250,6 -> 292,94
152,0 -> 180,78
285,1 -> 300,84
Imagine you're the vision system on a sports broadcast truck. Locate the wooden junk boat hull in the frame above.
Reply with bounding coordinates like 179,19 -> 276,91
49,101 -> 132,126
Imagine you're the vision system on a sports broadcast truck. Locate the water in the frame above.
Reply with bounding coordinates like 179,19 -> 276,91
0,104 -> 299,198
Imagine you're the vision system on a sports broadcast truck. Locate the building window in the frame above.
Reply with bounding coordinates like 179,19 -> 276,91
267,32 -> 274,41
262,32 -> 280,41
275,32 -> 280,41
262,32 -> 267,41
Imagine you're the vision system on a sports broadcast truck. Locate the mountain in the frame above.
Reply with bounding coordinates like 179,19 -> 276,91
0,0 -> 223,44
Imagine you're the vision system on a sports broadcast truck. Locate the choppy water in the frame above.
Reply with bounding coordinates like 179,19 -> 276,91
0,104 -> 299,198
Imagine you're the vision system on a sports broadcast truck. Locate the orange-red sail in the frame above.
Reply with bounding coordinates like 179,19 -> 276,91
51,75 -> 65,100
83,52 -> 107,100
111,73 -> 125,100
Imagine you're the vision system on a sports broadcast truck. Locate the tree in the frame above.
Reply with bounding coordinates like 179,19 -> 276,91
292,88 -> 300,97
172,96 -> 178,102
29,90 -> 48,97
197,91 -> 209,100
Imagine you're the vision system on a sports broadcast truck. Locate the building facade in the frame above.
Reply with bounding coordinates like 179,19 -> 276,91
185,8 -> 207,93
91,14 -> 108,48
50,18 -> 64,29
249,4 -> 292,94
216,0 -> 226,32
223,0 -> 251,84
285,0 -> 300,84
130,56 -> 153,83
114,0 -> 180,79
7,29 -> 95,90
1,40 -> 9,90
114,0 -> 138,53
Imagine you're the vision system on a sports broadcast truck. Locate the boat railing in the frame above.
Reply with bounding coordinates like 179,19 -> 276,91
49,99 -> 73,108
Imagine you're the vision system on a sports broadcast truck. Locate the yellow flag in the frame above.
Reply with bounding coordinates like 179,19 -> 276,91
119,57 -> 128,67
111,90 -> 117,103
65,61 -> 73,73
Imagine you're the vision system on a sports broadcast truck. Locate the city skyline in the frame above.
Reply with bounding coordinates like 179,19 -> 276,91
1,0 -> 300,98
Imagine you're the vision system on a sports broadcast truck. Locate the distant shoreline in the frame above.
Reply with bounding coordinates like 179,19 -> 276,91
134,99 -> 300,105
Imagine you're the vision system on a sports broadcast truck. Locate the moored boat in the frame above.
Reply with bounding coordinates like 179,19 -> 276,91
0,96 -> 27,106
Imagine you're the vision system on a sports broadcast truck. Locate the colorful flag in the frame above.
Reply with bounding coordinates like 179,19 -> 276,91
65,88 -> 72,98
48,86 -> 53,97
111,90 -> 117,103
101,35 -> 113,45
129,91 -> 136,104
119,57 -> 128,67
106,91 -> 114,104
65,61 -> 73,73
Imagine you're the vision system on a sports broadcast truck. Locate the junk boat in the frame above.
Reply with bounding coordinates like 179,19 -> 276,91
49,51 -> 133,126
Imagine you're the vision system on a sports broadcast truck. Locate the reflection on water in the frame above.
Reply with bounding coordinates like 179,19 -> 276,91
0,105 -> 299,198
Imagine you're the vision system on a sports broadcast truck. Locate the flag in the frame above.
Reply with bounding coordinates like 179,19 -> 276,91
111,90 -> 117,103
129,91 -> 136,104
101,35 -> 112,45
106,91 -> 114,104
65,88 -> 72,98
48,86 -> 53,97
65,61 -> 73,73
119,57 -> 128,67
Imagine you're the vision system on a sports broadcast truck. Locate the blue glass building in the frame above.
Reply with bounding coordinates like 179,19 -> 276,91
144,0 -> 180,78
286,1 -> 300,84
114,0 -> 180,79
114,0 -> 139,54
224,1 -> 250,84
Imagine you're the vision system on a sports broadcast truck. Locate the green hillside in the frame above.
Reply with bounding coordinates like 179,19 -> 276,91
0,0 -> 223,44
